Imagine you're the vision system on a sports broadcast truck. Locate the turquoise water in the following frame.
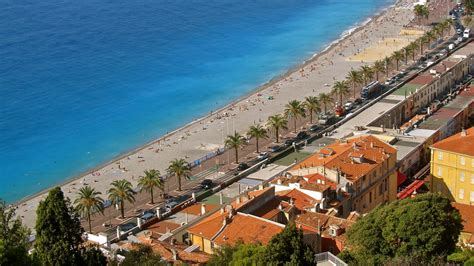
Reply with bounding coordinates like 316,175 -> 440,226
0,0 -> 393,202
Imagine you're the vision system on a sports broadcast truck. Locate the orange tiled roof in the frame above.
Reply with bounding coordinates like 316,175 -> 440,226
181,203 -> 218,216
147,220 -> 181,235
212,213 -> 284,246
295,212 -> 357,241
272,175 -> 331,192
432,128 -> 474,157
187,186 -> 275,240
278,189 -> 320,210
251,198 -> 283,219
453,203 -> 474,234
290,135 -> 396,181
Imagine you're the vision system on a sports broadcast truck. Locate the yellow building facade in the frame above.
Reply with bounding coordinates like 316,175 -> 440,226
430,128 -> 474,204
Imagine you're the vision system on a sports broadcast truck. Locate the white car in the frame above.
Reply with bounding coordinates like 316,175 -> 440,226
257,152 -> 269,160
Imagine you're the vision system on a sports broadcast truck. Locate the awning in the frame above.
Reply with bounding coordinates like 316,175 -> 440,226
397,180 -> 425,199
397,171 -> 408,187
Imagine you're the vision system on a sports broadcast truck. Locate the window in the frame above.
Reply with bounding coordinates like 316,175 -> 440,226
471,192 -> 474,202
460,156 -> 465,165
459,189 -> 464,200
438,152 -> 443,160
437,167 -> 442,177
460,172 -> 465,182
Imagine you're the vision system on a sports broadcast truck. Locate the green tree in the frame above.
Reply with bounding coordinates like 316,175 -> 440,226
424,30 -> 436,50
82,246 -> 108,266
360,65 -> 374,86
263,223 -> 315,265
391,50 -> 404,71
121,243 -> 164,266
318,92 -> 334,114
108,179 -> 136,218
247,125 -> 268,153
331,80 -> 350,106
408,42 -> 419,61
284,100 -> 306,133
229,243 -> 265,266
138,169 -> 163,204
167,158 -> 191,191
372,60 -> 385,81
0,200 -> 31,266
225,132 -> 246,164
345,193 -> 462,264
303,96 -> 321,124
346,69 -> 363,98
35,187 -> 84,265
383,56 -> 391,77
414,4 -> 429,24
207,244 -> 239,266
74,186 -> 104,233
266,114 -> 288,143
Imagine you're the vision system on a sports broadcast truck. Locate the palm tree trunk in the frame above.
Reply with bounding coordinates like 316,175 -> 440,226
120,201 -> 125,218
178,175 -> 182,191
276,128 -> 279,143
352,83 -> 356,99
294,118 -> 297,133
396,60 -> 399,71
324,104 -> 327,114
234,148 -> 239,164
150,187 -> 154,204
256,137 -> 259,153
88,212 -> 92,233
376,71 -> 379,81
310,111 -> 313,124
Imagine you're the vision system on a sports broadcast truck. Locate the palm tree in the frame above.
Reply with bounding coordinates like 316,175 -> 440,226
266,114 -> 288,143
318,93 -> 334,114
74,186 -> 104,233
418,36 -> 428,55
138,169 -> 163,204
167,158 -> 191,191
225,132 -> 245,164
414,4 -> 429,24
408,42 -> 419,61
303,96 -> 321,124
331,81 -> 350,106
373,60 -> 385,81
346,69 -> 363,98
360,65 -> 374,86
424,31 -> 436,50
392,50 -> 404,71
247,125 -> 268,153
108,179 -> 136,219
284,100 -> 306,133
383,57 -> 391,77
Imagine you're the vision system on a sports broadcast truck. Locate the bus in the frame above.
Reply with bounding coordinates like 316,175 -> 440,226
361,81 -> 382,100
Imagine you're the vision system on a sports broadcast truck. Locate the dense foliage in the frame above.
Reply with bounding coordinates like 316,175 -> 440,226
208,223 -> 315,265
0,200 -> 32,266
341,193 -> 462,264
34,187 -> 107,266
120,243 -> 164,266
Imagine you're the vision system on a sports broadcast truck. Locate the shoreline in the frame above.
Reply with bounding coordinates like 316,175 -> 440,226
13,0 -> 398,207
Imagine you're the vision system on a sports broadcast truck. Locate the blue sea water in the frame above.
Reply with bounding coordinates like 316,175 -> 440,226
0,0 -> 393,202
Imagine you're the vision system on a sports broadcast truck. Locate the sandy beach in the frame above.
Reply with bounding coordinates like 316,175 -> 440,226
16,0 -> 422,229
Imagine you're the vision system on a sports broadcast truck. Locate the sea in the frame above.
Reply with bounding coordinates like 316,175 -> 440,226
0,0 -> 394,203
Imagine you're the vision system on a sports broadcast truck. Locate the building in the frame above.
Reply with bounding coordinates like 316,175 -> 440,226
296,211 -> 360,255
452,203 -> 474,248
186,187 -> 286,254
430,127 -> 474,204
284,135 -> 397,215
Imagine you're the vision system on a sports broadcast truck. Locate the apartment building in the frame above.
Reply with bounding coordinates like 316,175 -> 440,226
430,127 -> 474,204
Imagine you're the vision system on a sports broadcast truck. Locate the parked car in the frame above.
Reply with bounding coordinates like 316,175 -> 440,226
237,162 -> 249,171
257,152 -> 270,160
165,200 -> 178,212
343,101 -> 354,111
318,113 -> 336,125
200,179 -> 213,189
309,124 -> 321,132
296,131 -> 309,140
283,138 -> 296,147
268,145 -> 283,152
354,98 -> 363,105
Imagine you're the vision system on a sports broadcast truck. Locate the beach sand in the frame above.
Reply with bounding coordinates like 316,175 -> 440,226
15,0 -> 423,229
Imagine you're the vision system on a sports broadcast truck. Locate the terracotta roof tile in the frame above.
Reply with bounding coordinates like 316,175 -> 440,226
290,135 -> 396,181
295,212 -> 357,242
432,127 -> 474,156
453,203 -> 474,234
212,213 -> 284,246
